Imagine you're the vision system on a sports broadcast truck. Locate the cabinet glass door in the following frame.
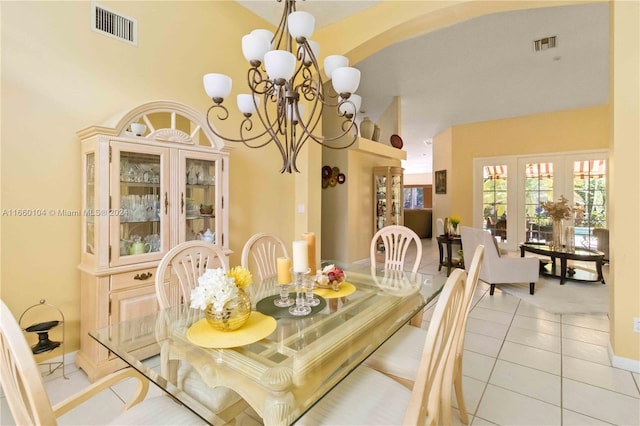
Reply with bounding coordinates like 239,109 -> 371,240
374,173 -> 388,232
390,173 -> 403,226
181,153 -> 219,243
85,152 -> 96,255
110,142 -> 169,266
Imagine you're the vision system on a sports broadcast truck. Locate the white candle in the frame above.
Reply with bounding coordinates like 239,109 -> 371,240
292,240 -> 309,273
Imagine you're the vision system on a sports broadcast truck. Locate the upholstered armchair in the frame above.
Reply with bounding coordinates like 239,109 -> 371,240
460,226 -> 539,295
592,228 -> 609,262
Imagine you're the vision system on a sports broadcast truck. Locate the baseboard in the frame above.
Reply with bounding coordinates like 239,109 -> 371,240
608,343 -> 640,373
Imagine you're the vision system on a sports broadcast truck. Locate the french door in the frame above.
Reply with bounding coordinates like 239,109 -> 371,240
474,151 -> 607,252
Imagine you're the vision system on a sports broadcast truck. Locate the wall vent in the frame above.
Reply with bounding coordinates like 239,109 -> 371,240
533,36 -> 557,52
91,2 -> 137,46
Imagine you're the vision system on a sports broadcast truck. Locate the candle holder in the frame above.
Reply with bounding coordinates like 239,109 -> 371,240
274,283 -> 294,307
289,270 -> 312,316
305,270 -> 321,307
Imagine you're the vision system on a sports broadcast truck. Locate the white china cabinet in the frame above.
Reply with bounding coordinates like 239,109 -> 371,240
77,100 -> 230,380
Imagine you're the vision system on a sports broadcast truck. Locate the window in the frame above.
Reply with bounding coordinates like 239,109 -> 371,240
524,162 -> 554,242
482,165 -> 508,242
573,160 -> 607,248
403,185 -> 431,209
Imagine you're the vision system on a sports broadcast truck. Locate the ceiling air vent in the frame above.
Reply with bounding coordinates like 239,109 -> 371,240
91,2 -> 137,46
533,36 -> 557,52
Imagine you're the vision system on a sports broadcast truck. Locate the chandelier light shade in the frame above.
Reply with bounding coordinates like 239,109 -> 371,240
203,0 -> 362,173
324,55 -> 349,79
203,74 -> 232,102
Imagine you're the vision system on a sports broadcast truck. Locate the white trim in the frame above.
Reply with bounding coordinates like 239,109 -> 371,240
608,343 -> 640,373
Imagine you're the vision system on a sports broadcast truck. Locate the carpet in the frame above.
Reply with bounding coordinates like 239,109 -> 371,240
496,265 -> 609,315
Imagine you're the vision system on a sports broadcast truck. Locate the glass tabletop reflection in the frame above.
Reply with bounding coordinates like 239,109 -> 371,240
90,263 -> 445,425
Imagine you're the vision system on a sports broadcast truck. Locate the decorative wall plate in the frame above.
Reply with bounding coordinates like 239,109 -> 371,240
390,134 -> 404,149
322,165 -> 346,188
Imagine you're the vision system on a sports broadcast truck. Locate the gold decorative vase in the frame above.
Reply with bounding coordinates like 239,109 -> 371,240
205,288 -> 251,331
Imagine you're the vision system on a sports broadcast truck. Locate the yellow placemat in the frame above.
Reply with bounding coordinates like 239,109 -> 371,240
186,312 -> 276,349
314,282 -> 356,299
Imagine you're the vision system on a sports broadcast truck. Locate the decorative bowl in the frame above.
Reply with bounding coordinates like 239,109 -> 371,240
205,288 -> 251,331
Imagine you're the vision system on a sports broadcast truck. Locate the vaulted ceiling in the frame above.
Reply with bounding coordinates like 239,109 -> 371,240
237,1 -> 610,174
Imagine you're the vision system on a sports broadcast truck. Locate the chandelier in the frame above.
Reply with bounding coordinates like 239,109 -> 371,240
203,0 -> 363,173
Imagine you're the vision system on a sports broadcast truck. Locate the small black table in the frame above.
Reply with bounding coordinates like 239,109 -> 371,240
520,243 -> 605,285
437,235 -> 463,276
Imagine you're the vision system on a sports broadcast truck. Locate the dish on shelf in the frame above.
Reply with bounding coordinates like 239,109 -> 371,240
390,134 -> 403,149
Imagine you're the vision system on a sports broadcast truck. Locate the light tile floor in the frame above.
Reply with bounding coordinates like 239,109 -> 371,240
2,239 -> 639,425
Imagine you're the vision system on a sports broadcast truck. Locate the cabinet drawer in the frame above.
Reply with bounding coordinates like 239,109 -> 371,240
111,268 -> 157,291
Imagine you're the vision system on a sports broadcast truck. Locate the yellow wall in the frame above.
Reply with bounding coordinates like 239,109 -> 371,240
321,88 -> 403,262
610,0 -> 639,363
433,128 -> 454,223
0,1 -> 292,351
2,0 -> 636,365
435,105 -> 610,226
377,96 -> 401,147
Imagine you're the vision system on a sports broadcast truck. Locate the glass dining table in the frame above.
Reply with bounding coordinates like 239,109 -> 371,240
89,262 -> 445,425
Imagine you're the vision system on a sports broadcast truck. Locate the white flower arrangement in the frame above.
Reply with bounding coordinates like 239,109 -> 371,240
190,267 -> 252,312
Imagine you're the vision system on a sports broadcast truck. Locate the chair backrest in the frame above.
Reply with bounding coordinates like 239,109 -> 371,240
436,244 -> 485,426
458,245 -> 485,355
403,269 -> 467,425
436,217 -> 445,236
240,232 -> 289,282
0,299 -> 57,425
461,226 -> 500,278
370,225 -> 423,273
155,241 -> 228,310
